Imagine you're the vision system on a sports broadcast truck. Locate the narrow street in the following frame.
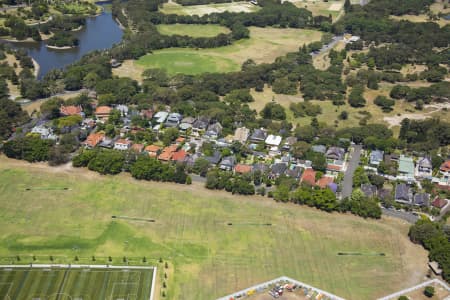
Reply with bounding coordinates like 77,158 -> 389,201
341,144 -> 362,199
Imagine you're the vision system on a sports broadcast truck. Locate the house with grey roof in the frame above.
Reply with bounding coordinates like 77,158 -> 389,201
269,163 -> 288,179
417,157 -> 432,178
205,122 -> 223,140
219,156 -> 236,171
395,183 -> 412,204
361,184 -> 377,198
311,145 -> 326,154
413,193 -> 430,207
252,163 -> 269,174
286,165 -> 302,179
326,147 -> 345,161
192,117 -> 209,136
204,150 -> 222,165
233,127 -> 250,144
249,128 -> 267,143
165,112 -> 182,127
370,150 -> 384,166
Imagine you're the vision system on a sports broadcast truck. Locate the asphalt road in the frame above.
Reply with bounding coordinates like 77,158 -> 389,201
382,208 -> 419,224
341,144 -> 362,199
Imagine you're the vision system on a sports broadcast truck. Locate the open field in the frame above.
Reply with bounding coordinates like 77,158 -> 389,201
390,14 -> 450,27
0,265 -> 154,300
160,1 -> 260,16
156,24 -> 230,37
0,156 -> 429,300
136,50 -> 239,75
128,27 -> 322,76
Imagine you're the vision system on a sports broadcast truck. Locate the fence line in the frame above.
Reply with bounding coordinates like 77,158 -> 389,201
377,279 -> 450,300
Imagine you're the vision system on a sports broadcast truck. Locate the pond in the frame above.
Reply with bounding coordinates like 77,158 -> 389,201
3,2 -> 123,79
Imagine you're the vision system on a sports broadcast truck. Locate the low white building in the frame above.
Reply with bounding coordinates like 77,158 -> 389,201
154,111 -> 169,124
31,125 -> 57,140
265,134 -> 282,147
114,139 -> 131,151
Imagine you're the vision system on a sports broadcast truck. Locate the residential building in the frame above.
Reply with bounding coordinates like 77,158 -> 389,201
249,128 -> 267,143
179,117 -> 195,133
233,127 -> 250,144
316,176 -> 334,189
172,150 -> 187,163
311,145 -> 326,154
413,193 -> 430,207
395,183 -> 412,204
301,168 -> 316,186
154,111 -> 169,124
145,145 -> 161,157
140,109 -> 153,119
398,155 -> 415,181
31,125 -> 57,140
326,147 -> 345,161
269,163 -> 288,179
131,143 -> 144,153
252,163 -> 269,175
116,105 -> 129,117
282,136 -> 297,151
369,150 -> 384,166
114,139 -> 131,151
192,117 -> 209,137
235,164 -> 252,174
83,132 -> 105,148
431,197 -> 447,210
440,160 -> 450,179
417,156 -> 432,178
361,183 -> 377,198
219,156 -> 236,171
286,165 -> 302,179
265,135 -> 282,147
95,106 -> 112,121
204,150 -> 222,165
205,122 -> 223,140
99,137 -> 114,149
60,105 -> 83,117
165,113 -> 182,128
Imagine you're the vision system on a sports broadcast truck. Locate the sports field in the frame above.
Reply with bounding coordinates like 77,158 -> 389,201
134,27 -> 322,75
156,24 -> 230,37
0,265 -> 154,300
0,157 -> 428,300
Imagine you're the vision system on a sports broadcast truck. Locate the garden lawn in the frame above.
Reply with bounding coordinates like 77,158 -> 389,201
0,157 -> 428,300
156,24 -> 230,37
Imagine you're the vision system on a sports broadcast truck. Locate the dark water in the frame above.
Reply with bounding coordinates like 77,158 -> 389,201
4,3 -> 123,79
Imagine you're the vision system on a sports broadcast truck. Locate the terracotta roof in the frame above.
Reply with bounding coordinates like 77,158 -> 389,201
172,150 -> 187,162
131,143 -> 144,152
158,151 -> 173,161
440,160 -> 450,172
115,139 -> 131,145
176,137 -> 185,144
432,197 -> 447,209
327,164 -> 343,171
165,144 -> 179,153
60,105 -> 82,116
145,145 -> 161,153
316,176 -> 334,189
301,168 -> 316,186
95,106 -> 112,115
84,133 -> 104,147
235,164 -> 252,174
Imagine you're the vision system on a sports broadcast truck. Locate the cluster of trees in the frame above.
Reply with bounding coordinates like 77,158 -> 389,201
174,0 -> 231,5
130,156 -> 189,184
289,101 -> 322,117
206,169 -> 255,195
409,219 -> 450,281
73,148 -> 125,174
390,82 -> 450,104
3,135 -> 54,162
399,118 -> 450,151
0,78 -> 29,139
47,31 -> 79,47
3,16 -> 41,40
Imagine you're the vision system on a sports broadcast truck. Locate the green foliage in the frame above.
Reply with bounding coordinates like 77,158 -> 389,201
0,91 -> 29,139
272,77 -> 297,95
348,85 -> 366,108
87,149 -> 125,175
3,135 -> 54,162
340,189 -> 382,219
260,102 -> 286,120
374,96 -> 395,112
424,286 -> 435,298
47,31 -> 79,48
290,101 -> 322,117
399,118 -> 450,151
352,166 -> 369,188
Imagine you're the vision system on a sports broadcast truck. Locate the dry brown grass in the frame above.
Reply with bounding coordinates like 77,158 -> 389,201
112,60 -> 144,83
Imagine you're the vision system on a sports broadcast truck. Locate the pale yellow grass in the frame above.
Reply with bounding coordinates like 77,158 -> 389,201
160,1 -> 258,16
112,60 -> 144,83
390,14 -> 449,27
21,92 -> 84,114
313,40 -> 345,70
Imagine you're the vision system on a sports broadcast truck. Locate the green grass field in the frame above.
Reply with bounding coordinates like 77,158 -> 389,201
133,27 -> 322,76
0,157 -> 428,300
156,24 -> 230,37
0,266 -> 153,300
136,50 -> 239,75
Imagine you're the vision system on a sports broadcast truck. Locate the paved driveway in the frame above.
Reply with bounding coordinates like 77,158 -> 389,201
341,144 -> 362,199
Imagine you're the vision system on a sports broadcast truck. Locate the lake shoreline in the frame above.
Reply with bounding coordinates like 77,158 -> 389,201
45,44 -> 77,50
31,57 -> 40,78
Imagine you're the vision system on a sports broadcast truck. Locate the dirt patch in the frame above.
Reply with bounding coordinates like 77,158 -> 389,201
112,60 -> 144,83
383,103 -> 450,127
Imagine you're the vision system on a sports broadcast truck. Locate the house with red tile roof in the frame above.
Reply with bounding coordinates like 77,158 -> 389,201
316,176 -> 334,189
235,164 -> 252,174
131,143 -> 144,153
175,137 -> 185,144
83,133 -> 105,148
95,106 -> 112,121
60,105 -> 83,116
440,160 -> 450,178
145,145 -> 161,157
431,197 -> 448,210
158,145 -> 178,162
300,168 -> 316,186
172,150 -> 187,162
